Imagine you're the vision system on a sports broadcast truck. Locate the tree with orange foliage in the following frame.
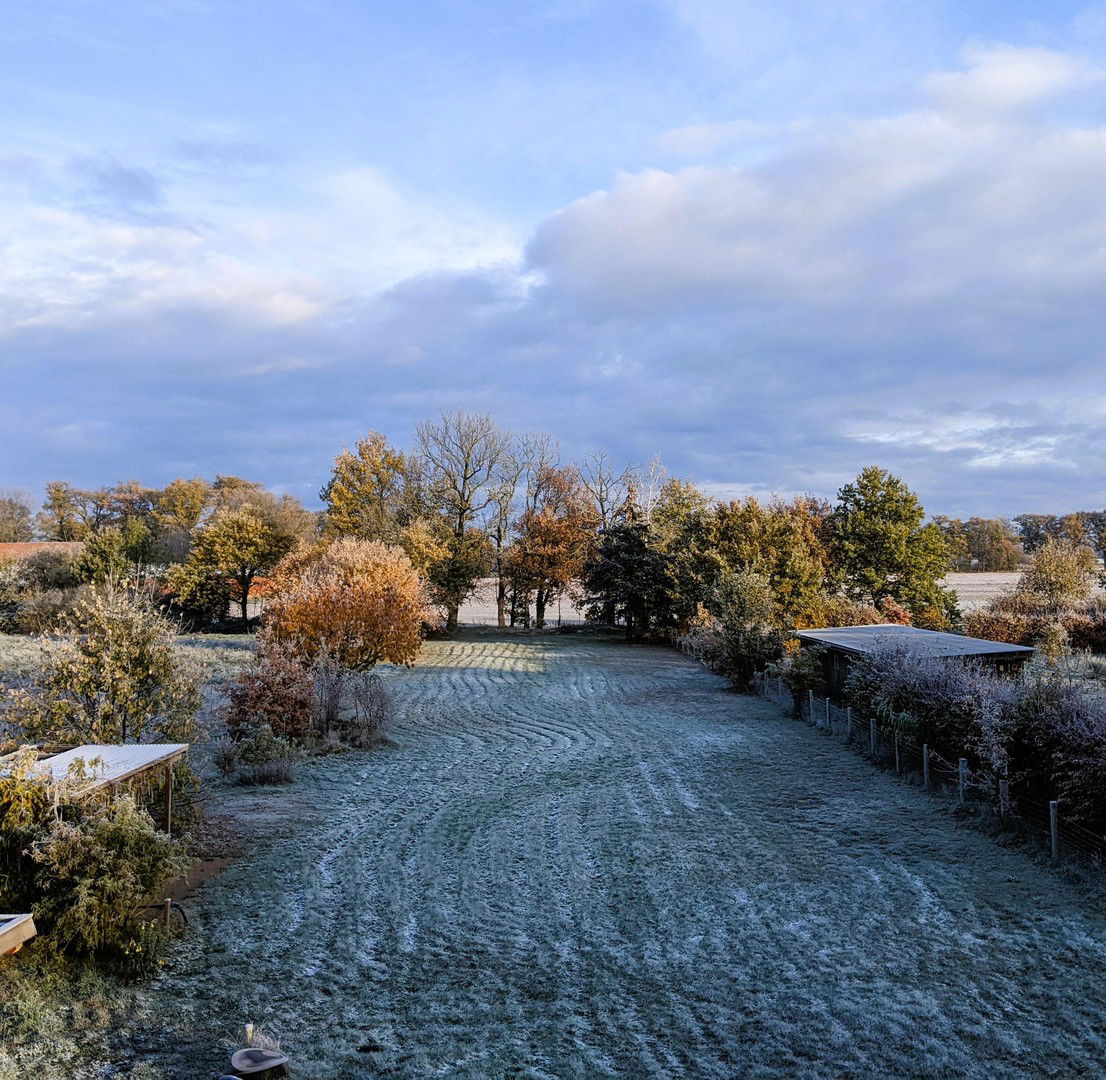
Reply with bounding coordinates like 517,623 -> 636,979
266,538 -> 429,670
508,466 -> 598,628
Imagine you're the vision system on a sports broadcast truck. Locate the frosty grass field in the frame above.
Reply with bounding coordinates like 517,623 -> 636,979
62,632 -> 1102,1078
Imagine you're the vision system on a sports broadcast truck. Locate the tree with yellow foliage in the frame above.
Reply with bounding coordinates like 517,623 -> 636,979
266,538 -> 429,670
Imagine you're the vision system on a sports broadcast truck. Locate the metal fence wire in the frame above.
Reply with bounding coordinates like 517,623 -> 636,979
752,673 -> 1106,871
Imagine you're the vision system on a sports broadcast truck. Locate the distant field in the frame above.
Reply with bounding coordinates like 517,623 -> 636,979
943,571 -> 1104,614
942,571 -> 1022,613
457,579 -> 588,626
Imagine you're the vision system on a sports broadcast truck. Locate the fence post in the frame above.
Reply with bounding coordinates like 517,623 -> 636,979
1050,800 -> 1060,864
999,778 -> 1009,820
846,706 -> 853,741
824,696 -> 831,732
923,744 -> 930,790
958,759 -> 968,804
894,732 -> 901,776
869,716 -> 876,756
808,689 -> 814,722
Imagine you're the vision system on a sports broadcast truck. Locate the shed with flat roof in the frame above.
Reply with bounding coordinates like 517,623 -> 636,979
795,624 -> 1035,696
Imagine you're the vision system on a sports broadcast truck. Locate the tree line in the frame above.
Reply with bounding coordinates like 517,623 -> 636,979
5,411 -> 1104,637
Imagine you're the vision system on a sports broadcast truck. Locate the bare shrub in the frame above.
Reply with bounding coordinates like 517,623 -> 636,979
312,654 -> 346,735
342,672 -> 393,748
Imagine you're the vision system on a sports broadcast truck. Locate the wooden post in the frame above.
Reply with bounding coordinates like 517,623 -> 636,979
163,897 -> 172,929
1050,800 -> 1060,863
824,696 -> 831,731
999,778 -> 1010,820
869,716 -> 876,756
923,744 -> 930,790
894,732 -> 901,775
846,706 -> 853,741
808,689 -> 814,722
958,758 -> 967,804
163,763 -> 173,838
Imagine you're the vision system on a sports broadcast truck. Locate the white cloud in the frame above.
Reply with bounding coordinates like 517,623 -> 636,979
923,44 -> 1103,118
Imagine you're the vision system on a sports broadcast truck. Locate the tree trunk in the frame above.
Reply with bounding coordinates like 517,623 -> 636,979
497,576 -> 507,628
239,577 -> 251,627
535,587 -> 547,629
446,600 -> 459,633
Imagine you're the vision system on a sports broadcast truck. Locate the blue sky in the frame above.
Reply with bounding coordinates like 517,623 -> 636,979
4,1 -> 1106,516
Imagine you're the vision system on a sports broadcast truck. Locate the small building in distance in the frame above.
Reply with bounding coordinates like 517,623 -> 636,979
795,623 -> 1035,697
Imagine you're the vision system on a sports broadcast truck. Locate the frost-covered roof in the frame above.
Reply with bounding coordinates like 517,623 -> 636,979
795,624 -> 1035,659
15,743 -> 189,794
0,913 -> 36,953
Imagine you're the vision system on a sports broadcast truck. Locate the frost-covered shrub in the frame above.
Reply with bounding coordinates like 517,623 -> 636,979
223,632 -> 314,742
6,587 -> 201,746
845,641 -> 998,751
215,724 -> 296,786
845,642 -> 1106,830
30,794 -> 188,960
342,672 -> 392,748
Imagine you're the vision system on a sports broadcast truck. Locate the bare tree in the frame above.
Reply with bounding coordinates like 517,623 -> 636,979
641,453 -> 668,524
417,411 -> 511,630
486,439 -> 526,628
0,489 -> 34,542
581,450 -> 634,529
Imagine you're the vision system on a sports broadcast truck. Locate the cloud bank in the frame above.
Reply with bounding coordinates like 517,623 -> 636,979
4,43 -> 1106,516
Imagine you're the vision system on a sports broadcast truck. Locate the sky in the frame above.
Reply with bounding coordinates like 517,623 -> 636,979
4,0 -> 1106,517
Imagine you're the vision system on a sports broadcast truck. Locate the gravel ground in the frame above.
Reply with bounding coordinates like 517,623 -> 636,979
85,634 -> 1106,1078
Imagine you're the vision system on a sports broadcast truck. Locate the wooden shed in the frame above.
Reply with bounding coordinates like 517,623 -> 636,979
795,624 -> 1035,697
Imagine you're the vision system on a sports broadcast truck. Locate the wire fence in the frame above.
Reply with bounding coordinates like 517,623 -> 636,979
752,673 -> 1106,872
456,615 -> 592,629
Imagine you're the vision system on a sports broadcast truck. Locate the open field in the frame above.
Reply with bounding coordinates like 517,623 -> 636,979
943,571 -> 1105,615
942,571 -> 1021,613
54,633 -> 1104,1078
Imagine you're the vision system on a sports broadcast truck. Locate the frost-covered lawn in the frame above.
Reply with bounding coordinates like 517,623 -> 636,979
72,632 -> 1104,1079
0,631 -> 254,683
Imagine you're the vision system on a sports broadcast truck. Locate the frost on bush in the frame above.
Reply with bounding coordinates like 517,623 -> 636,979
29,794 -> 189,962
844,641 -> 1106,831
215,725 -> 296,786
343,672 -> 392,748
223,632 -> 314,742
6,586 -> 201,746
